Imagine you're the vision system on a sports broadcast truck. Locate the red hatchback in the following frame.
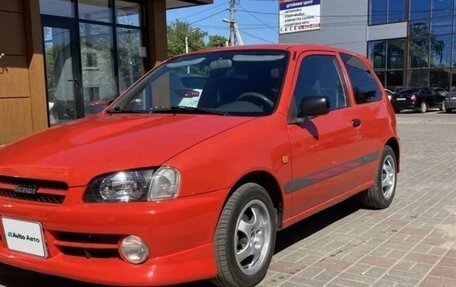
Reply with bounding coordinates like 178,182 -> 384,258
0,45 -> 399,287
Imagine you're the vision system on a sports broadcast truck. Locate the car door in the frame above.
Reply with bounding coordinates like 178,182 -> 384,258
286,52 -> 367,216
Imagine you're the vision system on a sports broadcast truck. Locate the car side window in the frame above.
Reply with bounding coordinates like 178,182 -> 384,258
292,55 -> 347,115
341,53 -> 382,104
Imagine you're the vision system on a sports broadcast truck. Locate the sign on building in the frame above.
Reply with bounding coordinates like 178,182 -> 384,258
279,0 -> 321,34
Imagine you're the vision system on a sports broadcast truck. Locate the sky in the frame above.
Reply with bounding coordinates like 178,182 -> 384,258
166,0 -> 280,44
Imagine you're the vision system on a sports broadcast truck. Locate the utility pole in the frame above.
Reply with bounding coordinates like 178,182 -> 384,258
223,0 -> 243,46
229,0 -> 236,45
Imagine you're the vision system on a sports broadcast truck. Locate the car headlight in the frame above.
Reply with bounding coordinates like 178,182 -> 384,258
84,167 -> 180,203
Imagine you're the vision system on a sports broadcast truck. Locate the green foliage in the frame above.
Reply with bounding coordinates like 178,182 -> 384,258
207,35 -> 227,48
167,20 -> 228,57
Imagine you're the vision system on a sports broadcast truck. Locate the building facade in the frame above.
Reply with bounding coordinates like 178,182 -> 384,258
280,0 -> 456,92
0,0 -> 211,144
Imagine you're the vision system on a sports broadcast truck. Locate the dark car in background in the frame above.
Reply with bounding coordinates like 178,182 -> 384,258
391,87 -> 446,113
443,92 -> 456,113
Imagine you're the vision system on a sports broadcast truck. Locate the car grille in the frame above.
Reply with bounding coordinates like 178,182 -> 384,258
0,176 -> 68,204
53,231 -> 121,258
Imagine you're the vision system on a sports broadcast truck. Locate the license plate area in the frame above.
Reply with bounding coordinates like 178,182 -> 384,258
1,217 -> 47,258
396,98 -> 406,101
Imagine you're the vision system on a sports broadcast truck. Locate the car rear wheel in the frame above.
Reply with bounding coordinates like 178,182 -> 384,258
213,183 -> 276,287
441,101 -> 446,112
362,146 -> 397,209
418,102 -> 427,113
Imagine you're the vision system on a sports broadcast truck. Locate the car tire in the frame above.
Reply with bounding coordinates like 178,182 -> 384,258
394,109 -> 400,114
440,101 -> 446,112
362,146 -> 397,209
213,183 -> 276,287
418,102 -> 427,113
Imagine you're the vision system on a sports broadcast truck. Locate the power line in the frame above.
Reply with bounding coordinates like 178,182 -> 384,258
189,9 -> 228,24
238,3 -> 278,33
181,2 -> 228,20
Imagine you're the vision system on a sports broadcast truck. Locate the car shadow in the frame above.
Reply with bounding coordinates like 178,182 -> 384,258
0,197 -> 362,287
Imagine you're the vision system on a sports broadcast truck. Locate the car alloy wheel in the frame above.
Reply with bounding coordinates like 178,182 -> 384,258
420,102 -> 427,113
213,183 -> 276,287
381,155 -> 396,200
234,199 -> 272,276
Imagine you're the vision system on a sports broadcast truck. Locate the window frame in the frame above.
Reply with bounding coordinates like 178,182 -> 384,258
288,51 -> 351,121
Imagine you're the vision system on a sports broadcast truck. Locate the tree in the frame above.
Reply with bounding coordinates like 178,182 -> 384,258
167,20 -> 207,57
207,35 -> 227,48
167,21 -> 228,57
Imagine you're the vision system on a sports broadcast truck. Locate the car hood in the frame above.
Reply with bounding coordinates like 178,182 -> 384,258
0,114 -> 255,186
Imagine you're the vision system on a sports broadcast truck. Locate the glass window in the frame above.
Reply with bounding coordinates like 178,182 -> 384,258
376,71 -> 386,87
409,23 -> 430,68
369,0 -> 387,25
293,55 -> 347,111
78,0 -> 112,22
368,41 -> 386,69
408,70 -> 429,86
116,0 -> 141,27
388,0 -> 406,23
387,39 -> 405,69
117,28 -> 146,91
431,0 -> 454,34
341,53 -> 382,104
431,34 -> 452,67
80,24 -> 118,116
40,0 -> 75,17
43,26 -> 78,125
430,69 -> 450,89
113,51 -> 289,116
386,71 -> 403,90
410,0 -> 431,21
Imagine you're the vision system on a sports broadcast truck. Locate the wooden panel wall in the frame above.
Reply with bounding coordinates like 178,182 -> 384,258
0,0 -> 47,145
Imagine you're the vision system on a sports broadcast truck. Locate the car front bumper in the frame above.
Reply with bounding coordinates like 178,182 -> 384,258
0,187 -> 228,286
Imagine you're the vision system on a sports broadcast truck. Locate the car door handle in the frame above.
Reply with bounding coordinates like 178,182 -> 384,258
352,118 -> 362,127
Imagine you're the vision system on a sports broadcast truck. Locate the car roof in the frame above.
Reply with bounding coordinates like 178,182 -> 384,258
187,44 -> 366,60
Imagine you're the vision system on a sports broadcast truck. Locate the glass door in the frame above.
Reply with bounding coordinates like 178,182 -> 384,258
43,20 -> 82,125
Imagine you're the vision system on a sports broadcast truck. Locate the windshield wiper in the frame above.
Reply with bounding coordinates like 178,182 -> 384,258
106,107 -> 150,114
152,106 -> 229,116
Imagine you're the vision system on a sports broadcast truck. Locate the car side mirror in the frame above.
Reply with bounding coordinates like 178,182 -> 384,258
298,96 -> 330,118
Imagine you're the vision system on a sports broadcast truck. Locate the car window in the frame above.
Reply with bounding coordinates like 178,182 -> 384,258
113,51 -> 289,116
292,55 -> 347,115
341,53 -> 382,104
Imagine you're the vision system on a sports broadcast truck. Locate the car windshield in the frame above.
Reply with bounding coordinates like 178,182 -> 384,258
399,88 -> 420,94
109,50 -> 289,116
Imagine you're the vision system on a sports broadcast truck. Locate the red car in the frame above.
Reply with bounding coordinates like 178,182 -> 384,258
0,45 -> 399,287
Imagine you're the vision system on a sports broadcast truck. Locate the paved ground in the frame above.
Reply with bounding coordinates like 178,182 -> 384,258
0,111 -> 455,287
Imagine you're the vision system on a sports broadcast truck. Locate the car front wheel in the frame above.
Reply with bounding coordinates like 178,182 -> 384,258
213,183 -> 276,287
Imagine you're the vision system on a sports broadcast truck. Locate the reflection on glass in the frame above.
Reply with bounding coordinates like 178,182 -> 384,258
388,0 -> 406,23
386,71 -> 404,90
43,26 -> 77,125
431,16 -> 453,35
116,0 -> 141,26
431,34 -> 452,67
40,0 -> 75,17
80,23 -> 117,116
376,71 -> 386,87
408,70 -> 428,86
117,28 -> 145,92
409,22 -> 430,68
388,39 -> 405,69
368,41 -> 386,69
369,0 -> 387,25
430,69 -> 450,89
410,0 -> 431,21
78,0 -> 112,22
